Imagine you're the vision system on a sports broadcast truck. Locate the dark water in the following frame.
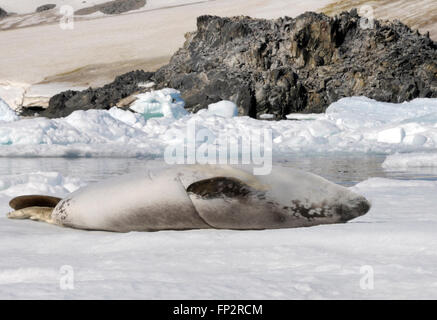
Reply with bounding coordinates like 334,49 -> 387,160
1,155 -> 437,186
279,154 -> 437,186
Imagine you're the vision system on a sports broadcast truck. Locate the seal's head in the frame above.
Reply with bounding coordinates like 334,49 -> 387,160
334,194 -> 371,223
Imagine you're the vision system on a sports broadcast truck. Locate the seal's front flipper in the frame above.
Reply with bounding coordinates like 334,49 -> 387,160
9,195 -> 61,210
186,177 -> 272,230
186,177 -> 254,199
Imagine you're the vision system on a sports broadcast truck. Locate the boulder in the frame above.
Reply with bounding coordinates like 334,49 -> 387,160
75,0 -> 147,15
43,70 -> 153,118
36,4 -> 56,12
0,7 -> 7,19
154,11 -> 437,118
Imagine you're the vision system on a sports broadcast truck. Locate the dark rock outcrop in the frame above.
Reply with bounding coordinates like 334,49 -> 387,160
42,70 -> 153,118
75,0 -> 147,16
0,7 -> 7,19
154,11 -> 437,118
36,4 -> 56,12
43,10 -> 437,119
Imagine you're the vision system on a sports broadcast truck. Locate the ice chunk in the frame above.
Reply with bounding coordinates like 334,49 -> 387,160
259,114 -> 275,120
0,98 -> 19,122
108,107 -> 146,128
286,113 -> 325,121
207,100 -> 238,118
130,88 -> 188,120
326,97 -> 437,130
377,127 -> 406,144
403,134 -> 427,146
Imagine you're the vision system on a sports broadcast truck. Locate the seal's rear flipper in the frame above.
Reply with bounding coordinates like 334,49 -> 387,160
7,207 -> 55,224
9,195 -> 61,210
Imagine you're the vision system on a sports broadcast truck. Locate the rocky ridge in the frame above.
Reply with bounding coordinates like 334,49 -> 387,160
75,0 -> 147,15
40,70 -> 153,118
43,10 -> 437,119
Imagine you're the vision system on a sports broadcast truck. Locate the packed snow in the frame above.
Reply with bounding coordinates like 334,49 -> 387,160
0,170 -> 436,299
1,93 -> 437,158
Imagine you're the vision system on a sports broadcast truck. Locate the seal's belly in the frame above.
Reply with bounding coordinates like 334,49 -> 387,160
52,169 -> 209,232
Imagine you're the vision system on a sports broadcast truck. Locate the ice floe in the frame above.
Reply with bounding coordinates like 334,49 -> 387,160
0,93 -> 437,158
1,171 -> 437,299
382,152 -> 437,169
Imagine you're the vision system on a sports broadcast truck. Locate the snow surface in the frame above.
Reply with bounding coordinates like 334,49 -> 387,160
0,171 -> 436,299
1,95 -> 437,157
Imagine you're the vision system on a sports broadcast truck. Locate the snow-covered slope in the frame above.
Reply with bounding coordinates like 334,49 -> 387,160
0,170 -> 436,299
322,0 -> 437,39
1,0 -> 134,14
0,0 -> 332,87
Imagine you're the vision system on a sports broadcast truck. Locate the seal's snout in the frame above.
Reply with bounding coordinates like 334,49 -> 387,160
337,195 -> 371,222
354,197 -> 371,217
